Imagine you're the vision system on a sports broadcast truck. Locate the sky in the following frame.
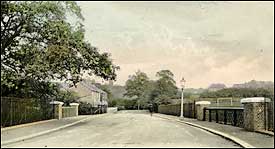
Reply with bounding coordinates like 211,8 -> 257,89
76,1 -> 274,88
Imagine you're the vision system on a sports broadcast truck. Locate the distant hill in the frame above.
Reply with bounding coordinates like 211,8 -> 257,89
208,83 -> 226,91
232,80 -> 274,89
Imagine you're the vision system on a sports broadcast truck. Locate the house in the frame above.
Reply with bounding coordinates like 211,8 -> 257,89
60,80 -> 108,108
79,80 -> 108,107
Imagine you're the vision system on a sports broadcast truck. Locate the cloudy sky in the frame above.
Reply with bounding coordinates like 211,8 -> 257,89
77,1 -> 274,88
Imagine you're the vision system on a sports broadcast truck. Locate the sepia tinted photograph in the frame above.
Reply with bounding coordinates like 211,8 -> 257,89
1,1 -> 274,148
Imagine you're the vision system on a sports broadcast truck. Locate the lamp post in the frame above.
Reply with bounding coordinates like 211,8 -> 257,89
180,77 -> 186,119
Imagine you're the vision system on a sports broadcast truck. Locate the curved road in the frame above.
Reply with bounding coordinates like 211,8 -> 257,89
4,110 -> 240,148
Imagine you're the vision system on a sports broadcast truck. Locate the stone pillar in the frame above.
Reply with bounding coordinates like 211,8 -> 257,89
195,101 -> 211,121
50,101 -> 64,120
70,103 -> 80,116
241,97 -> 271,131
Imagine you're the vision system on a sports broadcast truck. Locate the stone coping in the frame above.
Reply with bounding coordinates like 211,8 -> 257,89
206,107 -> 244,110
195,101 -> 211,105
69,103 -> 79,106
50,101 -> 64,105
241,97 -> 271,103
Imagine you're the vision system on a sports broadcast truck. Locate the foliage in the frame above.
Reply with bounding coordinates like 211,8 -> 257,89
99,84 -> 127,100
1,1 -> 119,99
1,78 -> 60,101
124,70 -> 150,99
56,90 -> 79,106
78,101 -> 93,115
110,98 -> 149,110
200,87 -> 274,100
123,70 -> 150,108
108,99 -> 117,107
149,70 -> 178,105
113,98 -> 133,109
122,70 -> 178,110
99,85 -> 112,100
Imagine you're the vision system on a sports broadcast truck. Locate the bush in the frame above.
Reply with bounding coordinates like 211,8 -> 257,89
78,102 -> 93,115
108,99 -> 117,107
111,98 -> 139,110
124,99 -> 137,109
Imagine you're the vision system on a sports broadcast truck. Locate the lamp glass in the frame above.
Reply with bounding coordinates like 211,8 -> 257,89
180,77 -> 186,88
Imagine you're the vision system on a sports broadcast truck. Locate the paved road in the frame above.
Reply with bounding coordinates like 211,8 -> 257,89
3,110 -> 241,148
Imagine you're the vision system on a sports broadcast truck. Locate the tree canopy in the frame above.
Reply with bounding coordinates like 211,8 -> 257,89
150,70 -> 178,105
1,1 -> 119,98
124,70 -> 150,99
123,70 -> 179,109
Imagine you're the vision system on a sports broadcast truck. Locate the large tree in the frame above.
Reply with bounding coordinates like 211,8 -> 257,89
1,1 -> 119,97
124,70 -> 150,109
150,70 -> 178,105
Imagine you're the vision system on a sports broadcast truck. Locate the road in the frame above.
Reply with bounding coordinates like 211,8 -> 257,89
3,110 -> 241,148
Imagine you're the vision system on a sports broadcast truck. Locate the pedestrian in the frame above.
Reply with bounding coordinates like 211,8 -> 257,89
148,104 -> 153,116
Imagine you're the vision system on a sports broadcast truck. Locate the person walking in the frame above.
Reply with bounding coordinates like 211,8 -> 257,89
148,104 -> 153,116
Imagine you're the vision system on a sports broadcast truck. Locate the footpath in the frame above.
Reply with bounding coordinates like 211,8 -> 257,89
1,114 -> 108,146
154,113 -> 274,148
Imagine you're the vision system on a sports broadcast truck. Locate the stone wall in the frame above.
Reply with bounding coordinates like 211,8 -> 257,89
158,104 -> 181,116
158,103 -> 196,118
158,97 -> 274,132
241,97 -> 272,132
107,107 -> 118,113
267,101 -> 274,131
62,107 -> 77,118
50,101 -> 79,119
195,101 -> 210,121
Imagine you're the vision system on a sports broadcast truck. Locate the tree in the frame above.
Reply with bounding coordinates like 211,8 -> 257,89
199,87 -> 274,100
124,70 -> 150,110
1,1 -> 119,98
150,70 -> 178,105
56,90 -> 79,106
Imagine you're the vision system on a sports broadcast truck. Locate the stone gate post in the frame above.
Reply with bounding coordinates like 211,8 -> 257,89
70,103 -> 80,116
50,101 -> 64,120
195,101 -> 211,121
241,97 -> 271,131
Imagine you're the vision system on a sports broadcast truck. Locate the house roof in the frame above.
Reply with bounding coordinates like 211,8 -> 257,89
80,81 -> 106,94
59,80 -> 107,96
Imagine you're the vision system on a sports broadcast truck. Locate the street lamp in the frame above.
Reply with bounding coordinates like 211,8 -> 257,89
180,77 -> 186,119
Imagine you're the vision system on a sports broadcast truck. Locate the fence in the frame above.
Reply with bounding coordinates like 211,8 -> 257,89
158,102 -> 196,118
203,107 -> 244,128
1,97 -> 54,127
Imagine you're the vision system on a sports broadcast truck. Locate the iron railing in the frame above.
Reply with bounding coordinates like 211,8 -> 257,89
203,107 -> 244,128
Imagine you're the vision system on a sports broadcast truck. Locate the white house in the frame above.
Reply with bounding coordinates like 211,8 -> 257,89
60,80 -> 108,108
